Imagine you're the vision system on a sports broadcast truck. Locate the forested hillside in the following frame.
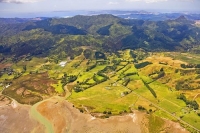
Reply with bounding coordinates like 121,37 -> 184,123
0,14 -> 200,59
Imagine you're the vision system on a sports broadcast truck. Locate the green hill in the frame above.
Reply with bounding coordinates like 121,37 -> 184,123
0,14 -> 200,59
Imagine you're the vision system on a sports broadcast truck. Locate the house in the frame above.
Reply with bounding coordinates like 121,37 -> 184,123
59,61 -> 67,67
105,87 -> 111,90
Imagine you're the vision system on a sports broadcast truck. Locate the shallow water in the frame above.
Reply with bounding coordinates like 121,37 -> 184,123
30,101 -> 54,133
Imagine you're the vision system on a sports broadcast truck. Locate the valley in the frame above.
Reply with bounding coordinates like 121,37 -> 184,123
0,49 -> 200,132
0,14 -> 200,132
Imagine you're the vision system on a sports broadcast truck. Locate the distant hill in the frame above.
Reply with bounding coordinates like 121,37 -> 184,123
0,17 -> 48,25
0,14 -> 200,59
116,12 -> 200,21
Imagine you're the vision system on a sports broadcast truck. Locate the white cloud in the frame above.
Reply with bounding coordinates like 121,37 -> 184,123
126,0 -> 194,3
126,0 -> 167,3
0,0 -> 42,3
108,1 -> 119,5
126,0 -> 142,1
145,0 -> 167,3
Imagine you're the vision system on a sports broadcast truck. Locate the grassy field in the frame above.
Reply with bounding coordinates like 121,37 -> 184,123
182,111 -> 200,129
68,80 -> 134,114
0,85 -> 3,91
0,74 -> 15,82
148,114 -> 165,133
2,72 -> 57,104
51,80 -> 64,93
77,65 -> 107,82
165,52 -> 200,64
66,51 -> 199,131
154,110 -> 177,121
0,50 -> 200,131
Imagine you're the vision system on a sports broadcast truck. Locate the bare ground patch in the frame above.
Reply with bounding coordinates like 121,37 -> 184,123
0,103 -> 45,133
2,72 -> 59,105
37,97 -> 189,133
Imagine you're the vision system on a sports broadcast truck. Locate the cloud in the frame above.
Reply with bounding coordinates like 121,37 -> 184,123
108,1 -> 119,5
0,0 -> 41,4
126,0 -> 194,3
126,0 -> 167,3
145,0 -> 167,3
126,0 -> 142,1
179,0 -> 194,1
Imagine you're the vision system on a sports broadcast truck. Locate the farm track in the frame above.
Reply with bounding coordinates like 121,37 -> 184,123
111,79 -> 200,132
162,98 -> 182,108
193,93 -> 200,101
1,56 -> 200,132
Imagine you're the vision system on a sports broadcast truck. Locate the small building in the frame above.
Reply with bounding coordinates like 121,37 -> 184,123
112,82 -> 117,86
105,87 -> 111,90
121,92 -> 125,97
59,61 -> 67,67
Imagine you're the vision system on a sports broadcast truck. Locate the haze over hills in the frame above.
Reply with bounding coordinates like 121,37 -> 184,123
1,10 -> 200,21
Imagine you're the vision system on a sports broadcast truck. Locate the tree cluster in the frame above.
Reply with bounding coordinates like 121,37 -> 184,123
177,93 -> 199,110
181,64 -> 200,69
142,79 -> 157,98
135,61 -> 152,69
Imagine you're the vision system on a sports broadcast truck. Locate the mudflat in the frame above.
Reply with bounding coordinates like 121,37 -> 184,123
0,100 -> 45,133
37,97 -> 189,133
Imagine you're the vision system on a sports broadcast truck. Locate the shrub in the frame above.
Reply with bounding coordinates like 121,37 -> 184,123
107,111 -> 112,114
103,111 -> 107,114
197,113 -> 200,116
135,61 -> 152,69
138,105 -> 145,110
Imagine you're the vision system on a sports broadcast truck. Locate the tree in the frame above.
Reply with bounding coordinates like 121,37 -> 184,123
103,111 -> 107,114
73,85 -> 82,92
23,65 -> 27,71
107,111 -> 112,114
138,105 -> 145,110
83,49 -> 92,59
190,101 -> 199,110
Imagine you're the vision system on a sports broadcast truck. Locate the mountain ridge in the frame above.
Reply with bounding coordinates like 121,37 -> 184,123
0,14 -> 200,59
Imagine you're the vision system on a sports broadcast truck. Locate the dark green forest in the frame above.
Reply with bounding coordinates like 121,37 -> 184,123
0,14 -> 200,60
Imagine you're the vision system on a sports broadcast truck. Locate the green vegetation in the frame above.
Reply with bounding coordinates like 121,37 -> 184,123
141,79 -> 157,98
2,72 -> 57,105
1,48 -> 200,131
135,61 -> 152,69
1,48 -> 200,128
0,15 -> 200,132
1,14 -> 200,59
148,115 -> 165,133
177,94 -> 199,110
51,81 -> 64,93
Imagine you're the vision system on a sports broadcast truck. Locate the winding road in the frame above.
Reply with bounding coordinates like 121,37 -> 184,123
193,93 -> 200,101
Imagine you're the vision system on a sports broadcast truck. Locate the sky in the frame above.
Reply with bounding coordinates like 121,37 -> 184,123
0,0 -> 200,17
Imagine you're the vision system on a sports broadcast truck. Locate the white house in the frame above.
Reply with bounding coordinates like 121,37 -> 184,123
59,61 -> 67,67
